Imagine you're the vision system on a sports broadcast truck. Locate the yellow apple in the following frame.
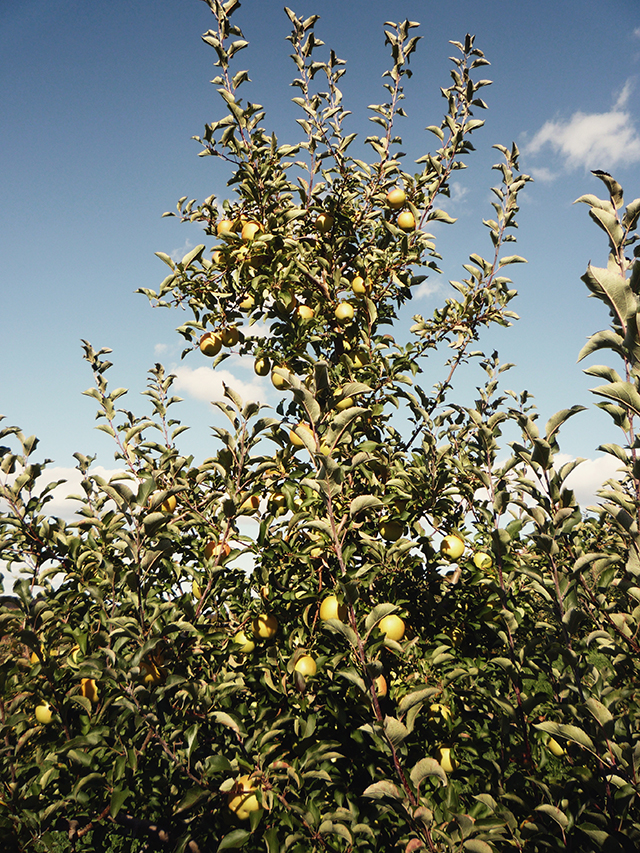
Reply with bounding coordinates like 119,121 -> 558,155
379,520 -> 404,541
437,746 -> 457,773
335,302 -> 355,322
204,540 -> 231,561
294,654 -> 317,677
386,188 -> 407,209
374,674 -> 388,697
547,737 -> 565,757
227,775 -> 262,821
440,534 -> 465,561
351,275 -> 370,295
269,492 -> 287,512
336,396 -> 354,411
80,678 -> 99,704
241,221 -> 264,242
351,350 -> 369,369
315,212 -> 334,233
220,326 -> 240,347
192,579 -> 202,600
378,614 -> 405,641
254,356 -> 271,376
211,248 -> 225,265
252,613 -> 278,639
239,495 -> 260,514
289,423 -> 314,448
397,210 -> 416,231
233,630 -> 256,654
248,250 -> 268,268
30,649 -> 41,665
473,551 -> 493,570
35,701 -> 53,725
199,332 -> 222,357
217,218 -> 235,237
296,304 -> 315,320
271,370 -> 289,390
238,294 -> 255,311
160,495 -> 177,513
429,703 -> 452,723
319,595 -> 347,622
141,660 -> 165,686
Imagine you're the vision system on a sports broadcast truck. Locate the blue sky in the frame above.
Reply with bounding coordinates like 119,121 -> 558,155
2,0 -> 640,510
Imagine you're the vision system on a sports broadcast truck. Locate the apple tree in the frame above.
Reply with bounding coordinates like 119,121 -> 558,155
2,2 -> 640,851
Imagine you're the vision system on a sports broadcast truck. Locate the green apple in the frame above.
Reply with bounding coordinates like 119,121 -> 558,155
379,519 -> 404,541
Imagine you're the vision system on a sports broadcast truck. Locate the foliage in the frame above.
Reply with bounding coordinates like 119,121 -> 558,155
2,2 -> 640,851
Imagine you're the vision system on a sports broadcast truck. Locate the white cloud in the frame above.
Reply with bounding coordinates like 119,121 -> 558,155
0,465 -> 130,522
154,343 -> 170,356
525,80 -> 640,170
171,365 -> 267,405
555,453 -> 623,507
633,27 -> 640,39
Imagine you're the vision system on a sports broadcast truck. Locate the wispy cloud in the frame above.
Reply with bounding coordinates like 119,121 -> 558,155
528,166 -> 558,183
524,78 -> 640,171
448,181 -> 469,205
415,279 -> 443,299
170,238 -> 195,263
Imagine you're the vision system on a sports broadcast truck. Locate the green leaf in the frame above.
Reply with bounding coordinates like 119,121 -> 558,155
365,602 -> 397,631
362,780 -> 404,800
384,715 -> 409,748
591,170 -> 624,208
577,329 -> 625,362
410,757 -> 447,787
427,208 -> 457,224
535,804 -> 569,829
174,786 -> 209,815
581,264 -> 635,328
154,251 -> 175,268
463,842 -> 495,853
534,721 -> 594,750
545,406 -> 586,444
181,244 -> 206,266
589,381 -> 640,418
585,697 -> 613,727
349,495 -> 383,517
109,787 -> 130,819
217,829 -> 252,851
212,711 -> 243,735
398,688 -> 437,713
